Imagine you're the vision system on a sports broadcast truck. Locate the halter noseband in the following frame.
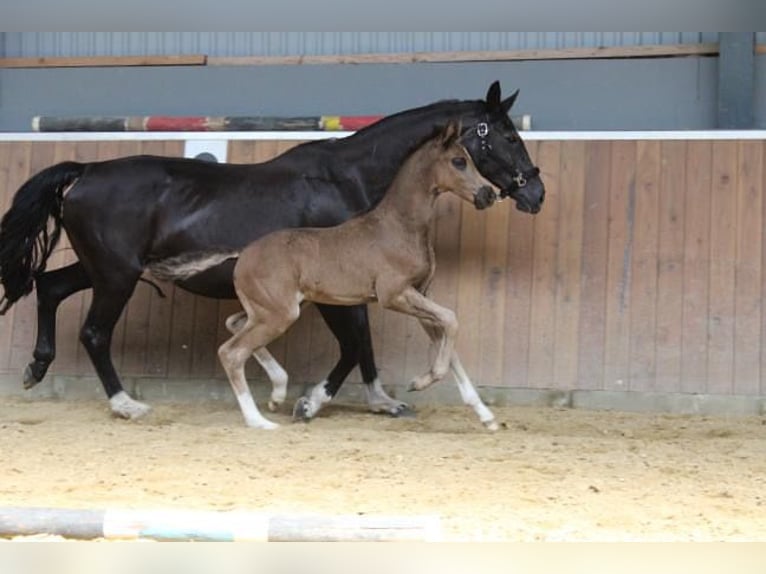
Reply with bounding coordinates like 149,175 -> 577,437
470,120 -> 540,193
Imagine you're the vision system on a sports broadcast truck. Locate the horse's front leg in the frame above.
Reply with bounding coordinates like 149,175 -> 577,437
24,263 -> 91,388
382,287 -> 456,391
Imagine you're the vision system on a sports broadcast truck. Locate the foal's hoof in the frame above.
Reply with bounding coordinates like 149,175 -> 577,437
22,363 -> 44,389
292,397 -> 312,422
484,419 -> 500,432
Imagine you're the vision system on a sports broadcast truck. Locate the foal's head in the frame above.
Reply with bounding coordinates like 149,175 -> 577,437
427,121 -> 499,210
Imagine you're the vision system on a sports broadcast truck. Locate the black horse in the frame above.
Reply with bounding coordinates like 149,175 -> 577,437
0,81 -> 544,420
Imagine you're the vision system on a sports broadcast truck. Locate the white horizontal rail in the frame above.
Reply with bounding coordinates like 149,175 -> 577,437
1,130 -> 766,142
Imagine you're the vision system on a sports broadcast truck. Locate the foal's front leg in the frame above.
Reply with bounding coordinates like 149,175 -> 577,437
382,287 -> 457,391
419,320 -> 498,431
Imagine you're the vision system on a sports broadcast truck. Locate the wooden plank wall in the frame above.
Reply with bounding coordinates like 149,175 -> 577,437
0,138 -> 764,397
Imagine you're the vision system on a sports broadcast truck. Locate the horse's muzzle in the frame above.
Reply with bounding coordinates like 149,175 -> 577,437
473,186 -> 497,210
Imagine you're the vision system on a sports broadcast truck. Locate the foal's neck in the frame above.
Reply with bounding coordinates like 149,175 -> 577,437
374,146 -> 440,233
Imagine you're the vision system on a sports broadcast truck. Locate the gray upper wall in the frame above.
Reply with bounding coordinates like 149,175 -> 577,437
2,32 -> 722,57
0,32 -> 764,132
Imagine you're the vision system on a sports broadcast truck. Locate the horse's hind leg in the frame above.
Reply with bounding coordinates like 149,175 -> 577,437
24,262 -> 91,389
79,275 -> 150,419
294,304 -> 411,421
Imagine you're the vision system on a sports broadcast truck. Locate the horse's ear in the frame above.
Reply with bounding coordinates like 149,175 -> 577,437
440,120 -> 460,148
501,89 -> 519,114
486,81 -> 501,108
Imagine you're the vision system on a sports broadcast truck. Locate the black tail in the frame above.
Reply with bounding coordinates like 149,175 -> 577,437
0,161 -> 85,315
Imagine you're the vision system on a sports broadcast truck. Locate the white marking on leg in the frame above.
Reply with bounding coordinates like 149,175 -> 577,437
364,378 -> 408,415
253,348 -> 289,411
301,380 -> 333,419
449,353 -> 498,430
109,391 -> 152,420
235,389 -> 279,430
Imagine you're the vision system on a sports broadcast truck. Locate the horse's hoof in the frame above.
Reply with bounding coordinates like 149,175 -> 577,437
109,391 -> 152,420
391,404 -> 417,418
292,397 -> 312,422
22,365 -> 41,390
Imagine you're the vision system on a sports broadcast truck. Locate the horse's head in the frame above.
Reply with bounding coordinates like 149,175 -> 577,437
461,81 -> 545,214
431,120 -> 499,210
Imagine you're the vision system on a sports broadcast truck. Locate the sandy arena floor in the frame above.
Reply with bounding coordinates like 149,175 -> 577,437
0,396 -> 764,541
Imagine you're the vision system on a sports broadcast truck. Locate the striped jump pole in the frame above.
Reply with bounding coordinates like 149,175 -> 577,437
31,114 -> 532,132
0,506 -> 441,542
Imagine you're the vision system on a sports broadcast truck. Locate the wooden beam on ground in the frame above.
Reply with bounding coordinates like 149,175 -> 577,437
0,506 -> 441,542
0,55 -> 207,68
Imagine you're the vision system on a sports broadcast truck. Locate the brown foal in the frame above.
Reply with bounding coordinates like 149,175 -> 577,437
219,121 -> 500,430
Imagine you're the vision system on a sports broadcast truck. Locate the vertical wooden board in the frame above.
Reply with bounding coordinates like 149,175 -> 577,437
190,295 -> 222,379
502,209 -> 535,389
475,182 -> 511,387
526,141 -> 561,388
0,143 -> 18,372
576,141 -> 611,390
733,141 -> 763,394
50,141 -> 82,375
166,287 -> 196,378
602,141 -> 636,391
9,143 -> 55,373
654,140 -> 687,393
552,141 -> 586,389
680,141 -> 712,392
761,142 -> 766,396
454,198 -> 487,380
706,141 -> 737,394
502,143 -> 537,389
628,140 -> 661,392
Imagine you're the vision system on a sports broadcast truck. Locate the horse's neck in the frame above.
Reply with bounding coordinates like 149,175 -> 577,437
335,100 -> 481,200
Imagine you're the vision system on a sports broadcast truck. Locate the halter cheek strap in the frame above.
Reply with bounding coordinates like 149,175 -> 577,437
470,120 -> 540,193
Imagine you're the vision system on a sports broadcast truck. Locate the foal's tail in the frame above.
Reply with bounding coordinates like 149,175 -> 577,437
0,161 -> 85,315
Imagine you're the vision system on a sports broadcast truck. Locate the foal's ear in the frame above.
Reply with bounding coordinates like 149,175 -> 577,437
440,120 -> 461,148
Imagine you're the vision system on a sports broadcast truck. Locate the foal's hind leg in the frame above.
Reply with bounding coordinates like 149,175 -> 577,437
24,263 -> 91,388
218,314 -> 294,429
294,304 -> 411,421
225,311 -> 288,412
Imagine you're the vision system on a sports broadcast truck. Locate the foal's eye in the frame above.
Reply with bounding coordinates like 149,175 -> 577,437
451,157 -> 467,170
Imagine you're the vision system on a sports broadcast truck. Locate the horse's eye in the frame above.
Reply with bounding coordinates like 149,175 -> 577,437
451,157 -> 467,170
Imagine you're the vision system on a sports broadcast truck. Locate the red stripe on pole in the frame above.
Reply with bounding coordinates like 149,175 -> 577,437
144,117 -> 211,131
337,116 -> 383,130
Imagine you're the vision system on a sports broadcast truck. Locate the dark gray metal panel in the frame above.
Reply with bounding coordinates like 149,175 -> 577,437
718,32 -> 755,128
2,32 -> 718,58
0,58 -> 717,131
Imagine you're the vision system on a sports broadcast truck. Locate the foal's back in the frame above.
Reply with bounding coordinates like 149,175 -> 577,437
233,122 -> 487,310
